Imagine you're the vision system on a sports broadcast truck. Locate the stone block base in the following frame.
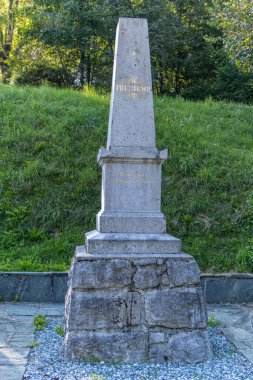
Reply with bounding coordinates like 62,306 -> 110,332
63,247 -> 212,363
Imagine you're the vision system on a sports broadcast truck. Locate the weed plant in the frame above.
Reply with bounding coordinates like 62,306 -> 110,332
55,325 -> 64,337
0,84 -> 252,273
34,314 -> 48,330
31,340 -> 39,347
12,295 -> 21,302
207,313 -> 221,327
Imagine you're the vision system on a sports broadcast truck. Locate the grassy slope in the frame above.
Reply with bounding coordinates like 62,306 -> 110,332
0,84 -> 252,272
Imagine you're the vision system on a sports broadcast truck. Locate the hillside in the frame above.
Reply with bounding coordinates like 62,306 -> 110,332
0,84 -> 252,272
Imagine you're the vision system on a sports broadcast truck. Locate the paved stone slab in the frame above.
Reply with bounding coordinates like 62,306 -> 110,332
3,303 -> 40,316
0,366 -> 26,380
2,346 -> 30,356
0,347 -> 30,363
0,302 -> 64,380
39,303 -> 65,316
208,304 -> 253,364
7,333 -> 35,347
242,349 -> 253,364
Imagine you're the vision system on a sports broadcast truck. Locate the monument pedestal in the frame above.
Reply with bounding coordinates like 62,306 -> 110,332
63,245 -> 212,363
96,146 -> 168,235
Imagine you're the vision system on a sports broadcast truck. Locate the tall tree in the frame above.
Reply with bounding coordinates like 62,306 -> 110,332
25,0 -> 111,86
213,0 -> 253,72
0,0 -> 20,82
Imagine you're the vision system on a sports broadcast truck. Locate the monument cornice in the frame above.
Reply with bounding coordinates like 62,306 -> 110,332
97,147 -> 168,167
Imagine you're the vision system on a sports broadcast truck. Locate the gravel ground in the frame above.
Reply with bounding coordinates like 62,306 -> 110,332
24,317 -> 253,380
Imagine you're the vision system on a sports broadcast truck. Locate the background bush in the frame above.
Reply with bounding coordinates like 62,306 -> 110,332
15,64 -> 74,87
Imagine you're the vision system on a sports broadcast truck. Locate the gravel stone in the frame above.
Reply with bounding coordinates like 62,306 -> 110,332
23,317 -> 253,380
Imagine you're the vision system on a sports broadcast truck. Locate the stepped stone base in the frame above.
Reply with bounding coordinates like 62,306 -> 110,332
85,231 -> 181,255
63,245 -> 212,363
96,210 -> 166,234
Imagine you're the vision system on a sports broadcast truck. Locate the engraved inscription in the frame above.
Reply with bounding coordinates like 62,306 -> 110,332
131,48 -> 139,56
128,45 -> 140,57
113,179 -> 153,185
119,171 -> 148,178
116,84 -> 151,93
113,172 -> 153,185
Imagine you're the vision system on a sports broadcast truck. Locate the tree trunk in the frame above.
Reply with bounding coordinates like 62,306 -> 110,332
86,52 -> 91,86
80,49 -> 85,86
174,68 -> 181,95
159,66 -> 166,94
7,0 -> 14,44
1,0 -> 18,83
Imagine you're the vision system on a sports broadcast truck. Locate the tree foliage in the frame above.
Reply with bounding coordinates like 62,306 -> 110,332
0,0 -> 252,102
213,0 -> 253,72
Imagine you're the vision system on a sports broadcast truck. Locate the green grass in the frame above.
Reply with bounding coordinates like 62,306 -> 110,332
0,84 -> 252,272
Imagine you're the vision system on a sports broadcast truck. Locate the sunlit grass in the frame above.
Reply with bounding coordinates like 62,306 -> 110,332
0,84 -> 252,272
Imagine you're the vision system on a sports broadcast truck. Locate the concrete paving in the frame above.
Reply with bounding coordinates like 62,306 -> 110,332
0,302 -> 253,380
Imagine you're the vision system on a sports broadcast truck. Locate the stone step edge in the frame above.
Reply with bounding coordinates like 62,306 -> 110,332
0,271 -> 253,304
75,251 -> 193,261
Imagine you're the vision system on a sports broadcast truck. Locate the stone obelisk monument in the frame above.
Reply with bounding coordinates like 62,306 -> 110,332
63,18 -> 212,363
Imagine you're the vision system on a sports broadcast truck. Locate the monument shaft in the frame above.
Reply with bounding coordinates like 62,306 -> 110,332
107,18 -> 155,148
63,17 -> 212,364
97,18 -> 167,235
